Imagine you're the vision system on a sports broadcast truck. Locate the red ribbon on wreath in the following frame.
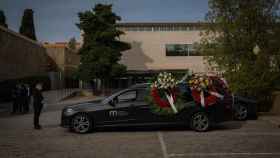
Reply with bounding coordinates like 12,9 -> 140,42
151,87 -> 177,108
191,88 -> 219,108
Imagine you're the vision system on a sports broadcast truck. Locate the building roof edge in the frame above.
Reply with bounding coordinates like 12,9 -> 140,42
116,22 -> 209,27
0,25 -> 43,47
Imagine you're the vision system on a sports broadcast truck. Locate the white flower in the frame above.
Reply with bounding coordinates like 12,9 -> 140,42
154,72 -> 178,90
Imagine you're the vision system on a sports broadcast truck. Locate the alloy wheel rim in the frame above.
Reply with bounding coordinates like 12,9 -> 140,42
73,115 -> 90,133
192,113 -> 209,131
236,105 -> 247,120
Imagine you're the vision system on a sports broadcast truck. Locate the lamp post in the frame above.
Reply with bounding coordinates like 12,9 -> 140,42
253,44 -> 260,55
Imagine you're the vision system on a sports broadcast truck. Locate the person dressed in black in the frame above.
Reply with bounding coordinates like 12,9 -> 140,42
18,84 -> 25,113
33,83 -> 44,129
22,84 -> 31,113
11,84 -> 20,114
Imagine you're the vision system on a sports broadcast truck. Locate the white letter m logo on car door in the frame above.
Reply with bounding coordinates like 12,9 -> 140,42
109,110 -> 118,117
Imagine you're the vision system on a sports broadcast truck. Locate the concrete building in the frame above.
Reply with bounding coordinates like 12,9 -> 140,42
0,26 -> 55,101
80,22 -> 213,88
43,42 -> 80,74
117,22 -> 211,74
43,42 -> 81,89
0,26 -> 53,81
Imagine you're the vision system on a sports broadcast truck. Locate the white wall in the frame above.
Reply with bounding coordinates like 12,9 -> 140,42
119,30 -> 210,73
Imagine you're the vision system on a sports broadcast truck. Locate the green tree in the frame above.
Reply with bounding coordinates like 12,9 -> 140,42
199,0 -> 280,105
0,10 -> 8,28
19,9 -> 37,40
76,4 -> 131,88
68,37 -> 77,50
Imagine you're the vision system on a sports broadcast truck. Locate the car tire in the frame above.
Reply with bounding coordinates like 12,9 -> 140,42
71,113 -> 93,134
190,112 -> 210,132
234,104 -> 248,121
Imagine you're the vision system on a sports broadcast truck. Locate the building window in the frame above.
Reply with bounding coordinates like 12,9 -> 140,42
132,27 -> 139,31
153,27 -> 160,31
144,27 -> 153,31
166,44 -> 200,56
126,27 -> 133,31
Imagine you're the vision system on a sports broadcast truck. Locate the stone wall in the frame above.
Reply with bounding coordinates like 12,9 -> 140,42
64,47 -> 80,75
0,26 -> 50,81
271,91 -> 280,115
44,45 -> 80,76
45,46 -> 66,72
44,44 -> 80,89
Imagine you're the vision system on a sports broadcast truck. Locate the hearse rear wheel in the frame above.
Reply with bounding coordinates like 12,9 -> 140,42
235,104 -> 248,121
190,112 -> 210,132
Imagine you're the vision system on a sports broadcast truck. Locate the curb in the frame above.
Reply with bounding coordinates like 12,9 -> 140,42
259,116 -> 280,128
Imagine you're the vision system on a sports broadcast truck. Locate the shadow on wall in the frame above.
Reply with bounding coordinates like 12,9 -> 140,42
123,41 -> 154,70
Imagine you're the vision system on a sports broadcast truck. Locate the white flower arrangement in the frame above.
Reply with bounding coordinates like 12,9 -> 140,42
151,72 -> 178,90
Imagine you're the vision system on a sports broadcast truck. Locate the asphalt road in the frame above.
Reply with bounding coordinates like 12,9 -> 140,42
0,105 -> 280,158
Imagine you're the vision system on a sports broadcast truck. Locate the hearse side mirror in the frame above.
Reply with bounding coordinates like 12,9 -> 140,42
109,100 -> 115,107
109,98 -> 118,107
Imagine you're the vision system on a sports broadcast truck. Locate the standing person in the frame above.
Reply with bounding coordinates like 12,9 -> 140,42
33,83 -> 44,129
17,84 -> 24,113
26,84 -> 31,112
11,85 -> 20,114
17,84 -> 25,113
22,84 -> 30,113
19,84 -> 26,113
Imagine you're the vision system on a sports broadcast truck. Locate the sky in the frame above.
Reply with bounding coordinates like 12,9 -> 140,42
0,0 -> 209,42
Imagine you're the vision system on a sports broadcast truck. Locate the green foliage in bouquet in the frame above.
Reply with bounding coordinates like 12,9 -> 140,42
145,72 -> 189,115
145,87 -> 187,116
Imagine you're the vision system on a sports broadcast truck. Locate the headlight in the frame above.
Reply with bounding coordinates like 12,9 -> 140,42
64,108 -> 76,116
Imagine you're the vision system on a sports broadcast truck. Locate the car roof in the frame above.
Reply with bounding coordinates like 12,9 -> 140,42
129,83 -> 150,89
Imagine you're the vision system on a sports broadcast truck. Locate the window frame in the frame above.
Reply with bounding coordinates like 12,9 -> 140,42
165,44 -> 200,56
116,90 -> 137,103
135,88 -> 148,101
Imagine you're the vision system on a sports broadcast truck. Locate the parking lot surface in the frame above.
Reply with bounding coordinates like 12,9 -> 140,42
1,107 -> 280,158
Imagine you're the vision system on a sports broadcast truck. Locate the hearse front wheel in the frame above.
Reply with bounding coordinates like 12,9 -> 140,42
71,113 -> 93,134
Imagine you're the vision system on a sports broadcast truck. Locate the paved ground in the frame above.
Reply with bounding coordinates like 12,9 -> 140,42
0,89 -> 98,117
42,88 -> 81,104
1,96 -> 280,158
